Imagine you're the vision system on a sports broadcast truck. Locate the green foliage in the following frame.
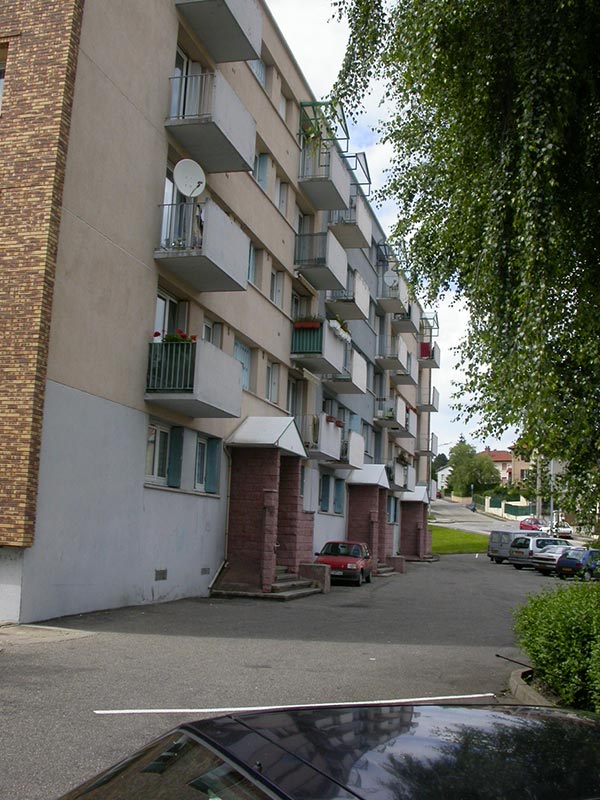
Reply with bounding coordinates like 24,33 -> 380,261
333,0 -> 600,522
514,583 -> 600,710
431,452 -> 448,479
446,436 -> 500,495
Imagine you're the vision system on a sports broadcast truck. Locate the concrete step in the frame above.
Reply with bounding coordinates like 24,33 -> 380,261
375,564 -> 395,576
270,578 -> 315,593
210,586 -> 321,601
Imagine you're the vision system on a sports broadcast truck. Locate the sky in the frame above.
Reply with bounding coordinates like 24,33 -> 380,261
266,0 -> 516,457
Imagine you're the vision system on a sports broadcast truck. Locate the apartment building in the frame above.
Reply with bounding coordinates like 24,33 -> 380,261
0,0 -> 439,623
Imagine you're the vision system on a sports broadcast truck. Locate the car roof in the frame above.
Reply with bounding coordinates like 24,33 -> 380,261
182,703 -> 600,799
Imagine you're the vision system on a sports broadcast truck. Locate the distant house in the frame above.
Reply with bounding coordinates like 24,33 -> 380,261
479,448 -> 513,484
436,464 -> 452,492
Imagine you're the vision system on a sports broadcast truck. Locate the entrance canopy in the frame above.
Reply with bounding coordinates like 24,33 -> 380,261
396,485 -> 430,503
346,464 -> 390,488
227,416 -> 307,457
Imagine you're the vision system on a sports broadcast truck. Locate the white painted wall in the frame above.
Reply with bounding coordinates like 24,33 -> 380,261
15,382 -> 226,623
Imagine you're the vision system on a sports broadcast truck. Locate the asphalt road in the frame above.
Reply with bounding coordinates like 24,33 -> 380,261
1,553 -> 552,799
430,498 -> 523,534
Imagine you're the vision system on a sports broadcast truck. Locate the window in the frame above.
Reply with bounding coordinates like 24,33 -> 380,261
154,291 -> 187,340
362,422 -> 373,456
333,478 -> 345,514
194,435 -> 221,493
387,495 -> 398,523
170,48 -> 207,119
319,474 -> 331,512
0,45 -> 7,110
275,178 -> 288,216
248,243 -> 256,283
233,338 -> 251,390
202,320 -> 222,347
253,153 -> 269,190
249,58 -> 266,86
270,269 -> 283,307
146,424 -> 170,482
266,360 -> 279,403
195,437 -> 207,490
278,93 -> 289,122
291,291 -> 310,321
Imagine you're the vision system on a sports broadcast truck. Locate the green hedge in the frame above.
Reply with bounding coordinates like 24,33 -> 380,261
514,583 -> 600,710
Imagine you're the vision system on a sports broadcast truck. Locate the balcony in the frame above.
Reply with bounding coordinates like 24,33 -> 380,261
175,0 -> 262,63
291,320 -> 346,374
375,336 -> 407,371
418,340 -> 441,368
294,230 -> 347,291
325,429 -> 365,470
390,351 -> 418,387
386,461 -> 416,492
417,386 -> 440,413
298,413 -> 342,461
395,407 -> 418,440
154,198 -> 249,292
299,143 -> 351,210
328,192 -> 372,248
165,71 -> 255,173
374,396 -> 406,429
391,304 -> 421,335
416,432 -> 439,456
376,270 -> 410,314
322,348 -> 367,395
145,340 -> 242,418
325,272 -> 370,321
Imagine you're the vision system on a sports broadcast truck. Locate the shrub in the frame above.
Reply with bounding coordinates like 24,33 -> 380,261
514,583 -> 600,711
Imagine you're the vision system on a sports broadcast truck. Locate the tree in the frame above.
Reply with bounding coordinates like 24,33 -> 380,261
446,436 -> 499,495
333,0 -> 600,523
431,451 -> 448,480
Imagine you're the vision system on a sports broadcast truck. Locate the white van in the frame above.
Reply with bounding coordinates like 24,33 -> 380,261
487,531 -> 520,564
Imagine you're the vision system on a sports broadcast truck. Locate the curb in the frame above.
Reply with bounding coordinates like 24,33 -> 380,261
509,668 -> 556,706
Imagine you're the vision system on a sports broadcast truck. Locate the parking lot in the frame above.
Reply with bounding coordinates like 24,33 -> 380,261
1,552 -> 552,799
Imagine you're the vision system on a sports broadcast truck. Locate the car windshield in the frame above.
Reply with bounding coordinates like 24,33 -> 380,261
321,543 -> 361,557
565,549 -> 586,558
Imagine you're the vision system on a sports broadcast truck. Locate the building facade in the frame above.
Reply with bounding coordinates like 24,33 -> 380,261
0,0 -> 439,623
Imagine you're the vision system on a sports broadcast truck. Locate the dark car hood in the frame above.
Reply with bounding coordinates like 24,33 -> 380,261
187,703 -> 600,799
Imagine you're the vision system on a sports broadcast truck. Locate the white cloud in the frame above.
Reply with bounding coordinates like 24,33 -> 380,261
265,0 -> 516,455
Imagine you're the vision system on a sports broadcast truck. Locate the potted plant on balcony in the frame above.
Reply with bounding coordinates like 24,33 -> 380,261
293,315 -> 322,329
149,330 -> 197,390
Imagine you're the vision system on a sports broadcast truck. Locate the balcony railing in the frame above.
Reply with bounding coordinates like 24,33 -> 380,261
417,386 -> 440,413
165,72 -> 255,172
147,341 -> 195,392
297,413 -> 342,461
154,199 -> 249,292
325,271 -> 370,320
418,340 -> 441,368
294,230 -> 347,290
145,340 -> 242,418
291,320 -> 347,374
328,192 -> 372,248
298,142 -> 351,210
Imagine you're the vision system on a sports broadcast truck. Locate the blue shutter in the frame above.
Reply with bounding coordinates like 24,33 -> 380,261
333,478 -> 345,514
205,438 -> 221,494
167,426 -> 184,488
319,474 -> 331,512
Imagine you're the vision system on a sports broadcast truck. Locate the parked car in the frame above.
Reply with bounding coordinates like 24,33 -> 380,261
519,516 -> 544,530
59,703 -> 600,799
531,544 -> 573,575
556,548 -> 600,580
315,541 -> 373,585
539,522 -> 574,538
488,530 -> 520,564
508,535 -> 572,569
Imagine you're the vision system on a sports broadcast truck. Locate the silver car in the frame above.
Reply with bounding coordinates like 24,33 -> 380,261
508,535 -> 572,569
531,544 -> 572,575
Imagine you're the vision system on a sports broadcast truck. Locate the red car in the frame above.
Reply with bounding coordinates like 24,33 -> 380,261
519,516 -> 544,530
315,541 -> 373,586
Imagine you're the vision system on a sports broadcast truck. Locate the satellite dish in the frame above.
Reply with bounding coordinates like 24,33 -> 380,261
383,269 -> 398,287
173,159 -> 206,198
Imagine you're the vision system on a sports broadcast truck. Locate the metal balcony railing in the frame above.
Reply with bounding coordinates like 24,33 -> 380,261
294,232 -> 329,265
146,342 -> 195,392
158,203 -> 204,251
168,73 -> 215,120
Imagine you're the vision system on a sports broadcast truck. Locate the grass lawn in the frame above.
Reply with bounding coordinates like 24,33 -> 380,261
430,525 -> 489,555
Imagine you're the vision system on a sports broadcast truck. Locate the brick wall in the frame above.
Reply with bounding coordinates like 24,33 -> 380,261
347,484 -> 379,566
0,0 -> 84,547
378,488 -> 394,560
277,456 -> 314,572
399,501 -> 431,558
226,448 -> 280,590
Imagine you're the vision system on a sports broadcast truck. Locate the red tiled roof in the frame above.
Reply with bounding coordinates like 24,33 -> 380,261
478,450 -> 512,462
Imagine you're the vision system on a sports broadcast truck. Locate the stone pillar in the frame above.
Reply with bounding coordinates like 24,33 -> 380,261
347,484 -> 380,567
277,456 -> 314,573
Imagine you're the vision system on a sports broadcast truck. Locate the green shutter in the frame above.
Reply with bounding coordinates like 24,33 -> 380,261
319,474 -> 331,512
167,426 -> 184,488
205,438 -> 221,494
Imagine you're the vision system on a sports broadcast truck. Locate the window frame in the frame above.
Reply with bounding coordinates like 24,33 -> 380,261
145,423 -> 170,484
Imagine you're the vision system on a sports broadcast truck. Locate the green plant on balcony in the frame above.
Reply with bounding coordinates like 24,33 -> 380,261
148,330 -> 197,392
293,315 -> 322,329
